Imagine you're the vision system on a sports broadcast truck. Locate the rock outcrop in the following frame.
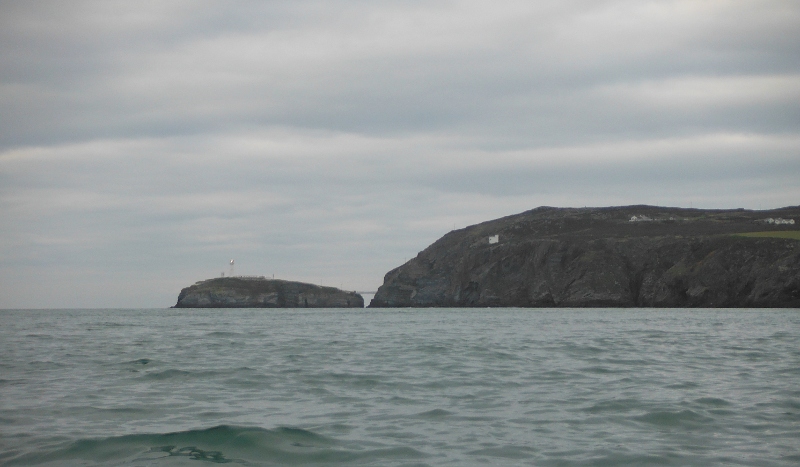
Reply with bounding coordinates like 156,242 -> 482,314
370,206 -> 800,308
174,277 -> 364,308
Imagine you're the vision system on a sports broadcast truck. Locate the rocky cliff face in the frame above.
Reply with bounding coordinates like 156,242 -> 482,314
174,277 -> 364,308
370,206 -> 800,308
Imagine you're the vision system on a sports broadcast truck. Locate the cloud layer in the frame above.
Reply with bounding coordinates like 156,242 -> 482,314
2,1 -> 799,307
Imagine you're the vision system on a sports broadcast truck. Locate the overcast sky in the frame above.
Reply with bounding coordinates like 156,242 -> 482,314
1,0 -> 799,308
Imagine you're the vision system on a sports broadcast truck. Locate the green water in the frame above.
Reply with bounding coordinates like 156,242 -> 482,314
1,308 -> 798,466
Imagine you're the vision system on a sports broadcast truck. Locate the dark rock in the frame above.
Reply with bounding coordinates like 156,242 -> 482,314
370,205 -> 800,308
174,277 -> 363,308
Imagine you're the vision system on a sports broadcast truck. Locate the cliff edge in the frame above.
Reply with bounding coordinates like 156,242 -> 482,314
174,277 -> 364,308
370,205 -> 800,308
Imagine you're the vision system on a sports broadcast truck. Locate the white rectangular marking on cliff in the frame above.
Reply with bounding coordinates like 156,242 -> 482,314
489,235 -> 499,244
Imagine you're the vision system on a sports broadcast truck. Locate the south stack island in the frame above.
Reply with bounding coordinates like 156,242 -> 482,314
174,277 -> 364,308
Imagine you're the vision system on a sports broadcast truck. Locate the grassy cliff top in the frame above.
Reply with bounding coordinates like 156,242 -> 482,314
446,205 -> 800,242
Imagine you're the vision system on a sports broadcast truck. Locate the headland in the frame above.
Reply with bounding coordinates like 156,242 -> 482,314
370,205 -> 800,308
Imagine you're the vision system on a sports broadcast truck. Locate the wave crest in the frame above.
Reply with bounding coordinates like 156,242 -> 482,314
7,425 -> 428,466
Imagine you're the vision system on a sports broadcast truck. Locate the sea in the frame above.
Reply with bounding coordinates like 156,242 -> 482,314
1,308 -> 798,466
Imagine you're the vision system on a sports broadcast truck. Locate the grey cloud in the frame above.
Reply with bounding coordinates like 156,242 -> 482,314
2,1 -> 798,148
1,1 -> 799,307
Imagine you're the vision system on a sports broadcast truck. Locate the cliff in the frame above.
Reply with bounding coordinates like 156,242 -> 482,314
174,277 -> 364,308
370,206 -> 800,308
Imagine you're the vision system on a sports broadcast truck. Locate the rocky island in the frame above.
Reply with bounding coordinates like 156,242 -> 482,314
370,205 -> 800,308
174,277 -> 364,308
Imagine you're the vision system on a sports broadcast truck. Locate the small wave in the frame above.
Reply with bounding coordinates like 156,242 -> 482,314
580,366 -> 619,374
467,345 -> 520,360
416,343 -> 451,353
779,399 -> 800,411
324,372 -> 381,388
627,330 -> 670,339
414,408 -> 453,418
584,398 -> 642,414
566,452 -> 682,466
99,322 -> 129,327
664,381 -> 700,389
84,406 -> 149,415
603,358 -> 654,365
205,331 -> 243,338
768,331 -> 793,340
149,445 -> 232,463
388,395 -> 420,405
141,367 -> 245,381
694,397 -> 732,407
468,445 -> 537,459
27,361 -> 64,368
5,425 -> 430,466
563,343 -> 607,355
537,370 -> 574,381
142,369 -> 193,380
633,409 -> 711,427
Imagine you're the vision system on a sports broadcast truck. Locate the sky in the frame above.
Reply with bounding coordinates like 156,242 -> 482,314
1,0 -> 799,308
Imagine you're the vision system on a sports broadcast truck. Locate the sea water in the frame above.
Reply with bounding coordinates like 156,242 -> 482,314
0,308 -> 798,466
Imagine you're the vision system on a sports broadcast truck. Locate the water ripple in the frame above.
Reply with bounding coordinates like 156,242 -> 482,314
0,308 -> 798,466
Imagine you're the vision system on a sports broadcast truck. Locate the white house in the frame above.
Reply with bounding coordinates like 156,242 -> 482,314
762,218 -> 795,225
